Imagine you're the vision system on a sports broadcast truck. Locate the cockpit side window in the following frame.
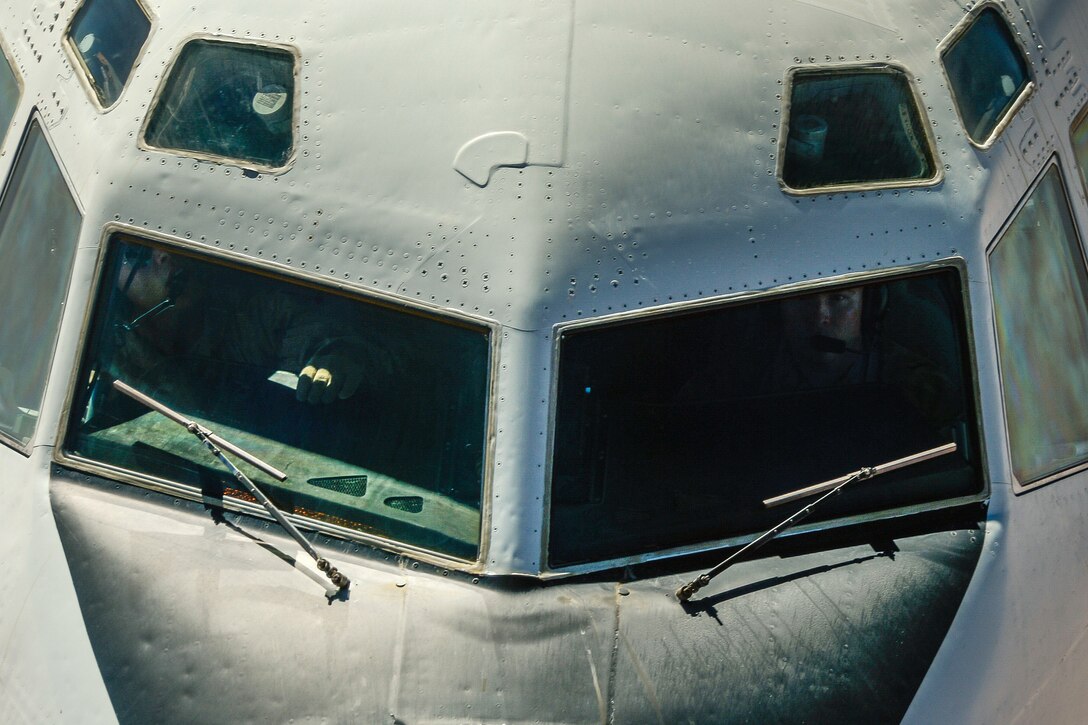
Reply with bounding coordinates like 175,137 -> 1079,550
0,41 -> 21,137
779,65 -> 938,193
941,6 -> 1031,147
143,39 -> 296,169
60,235 -> 491,560
1071,106 -> 1088,198
65,0 -> 152,108
548,267 -> 983,569
989,165 -> 1088,488
0,120 -> 83,452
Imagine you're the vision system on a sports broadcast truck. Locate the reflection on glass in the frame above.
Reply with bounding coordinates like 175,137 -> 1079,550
0,121 -> 83,448
549,270 -> 981,567
782,67 -> 936,190
64,236 -> 490,559
67,0 -> 151,107
942,8 -> 1030,144
990,168 -> 1088,484
0,45 -> 20,135
1072,108 -> 1088,196
144,40 -> 295,167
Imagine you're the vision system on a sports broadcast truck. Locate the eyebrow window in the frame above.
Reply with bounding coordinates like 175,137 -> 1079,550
942,7 -> 1031,145
989,167 -> 1088,487
143,39 -> 295,168
66,0 -> 152,108
0,121 -> 83,450
62,236 -> 491,560
549,269 -> 982,568
781,66 -> 937,192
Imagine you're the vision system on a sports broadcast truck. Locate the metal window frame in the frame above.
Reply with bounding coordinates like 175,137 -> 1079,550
53,224 -> 501,573
937,2 -> 1036,151
137,34 -> 300,173
542,260 -> 988,577
775,62 -> 943,196
61,0 -> 156,112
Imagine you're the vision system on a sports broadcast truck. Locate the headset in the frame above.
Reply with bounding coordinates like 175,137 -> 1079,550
861,283 -> 890,350
117,242 -> 189,330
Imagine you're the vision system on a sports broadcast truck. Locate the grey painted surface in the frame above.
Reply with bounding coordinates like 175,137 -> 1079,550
0,0 -> 1085,720
52,469 -> 982,723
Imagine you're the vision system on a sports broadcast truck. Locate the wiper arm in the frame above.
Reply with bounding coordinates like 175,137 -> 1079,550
675,442 -> 957,603
113,379 -> 350,592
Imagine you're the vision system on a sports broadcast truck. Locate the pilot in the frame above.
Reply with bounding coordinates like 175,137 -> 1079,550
96,244 -> 376,412
674,282 -> 960,426
775,287 -> 871,388
772,284 -> 960,424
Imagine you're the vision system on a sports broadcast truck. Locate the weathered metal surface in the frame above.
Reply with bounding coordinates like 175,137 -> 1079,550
52,468 -> 982,723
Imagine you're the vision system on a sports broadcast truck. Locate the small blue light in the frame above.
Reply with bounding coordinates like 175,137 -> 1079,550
584,386 -> 592,394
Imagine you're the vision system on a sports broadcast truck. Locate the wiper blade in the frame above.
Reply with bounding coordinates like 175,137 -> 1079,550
763,442 -> 958,508
114,380 -> 288,481
675,442 -> 957,603
113,379 -> 350,592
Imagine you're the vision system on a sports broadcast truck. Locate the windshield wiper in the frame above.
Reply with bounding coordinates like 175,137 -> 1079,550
675,442 -> 957,603
113,379 -> 350,593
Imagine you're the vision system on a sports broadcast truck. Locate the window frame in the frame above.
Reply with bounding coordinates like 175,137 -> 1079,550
0,112 -> 84,455
1069,102 -> 1088,205
543,260 -> 988,575
775,62 -> 943,196
987,157 -> 1088,494
137,35 -> 300,173
54,224 -> 500,571
937,2 -> 1035,151
62,0 -> 155,112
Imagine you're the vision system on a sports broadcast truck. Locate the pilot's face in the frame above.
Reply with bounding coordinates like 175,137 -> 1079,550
781,287 -> 864,360
118,250 -> 174,311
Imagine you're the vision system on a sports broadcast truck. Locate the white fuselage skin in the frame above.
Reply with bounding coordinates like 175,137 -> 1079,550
2,0 -> 1088,722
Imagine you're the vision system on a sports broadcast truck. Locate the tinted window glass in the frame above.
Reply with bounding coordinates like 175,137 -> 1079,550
782,67 -> 936,190
0,44 -> 20,133
942,8 -> 1030,144
144,40 -> 294,167
0,122 -> 83,449
549,270 -> 981,567
64,236 -> 490,559
1072,107 -> 1088,195
989,168 -> 1088,484
67,0 -> 151,107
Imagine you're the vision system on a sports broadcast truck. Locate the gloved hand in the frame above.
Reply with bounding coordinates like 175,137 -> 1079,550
296,346 -> 365,405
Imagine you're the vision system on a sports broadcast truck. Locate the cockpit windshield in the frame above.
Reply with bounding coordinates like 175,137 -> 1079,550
549,268 -> 982,568
63,234 -> 491,560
